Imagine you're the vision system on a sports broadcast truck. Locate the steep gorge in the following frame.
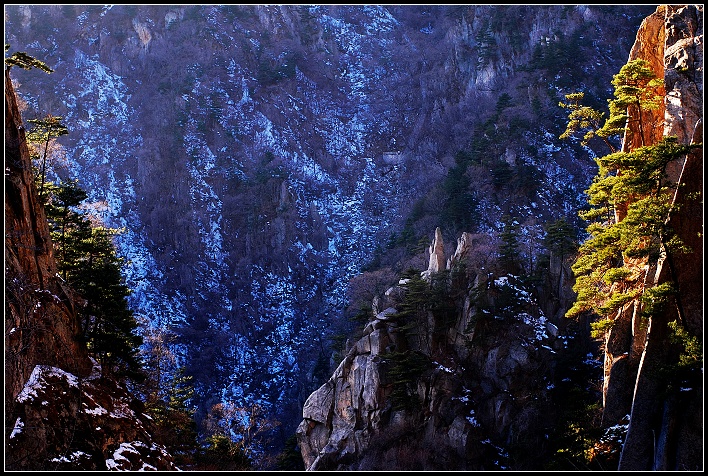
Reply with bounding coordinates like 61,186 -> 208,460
5,5 -> 701,470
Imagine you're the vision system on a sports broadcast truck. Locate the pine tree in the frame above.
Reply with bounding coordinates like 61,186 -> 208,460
146,368 -> 199,467
392,272 -> 433,350
43,179 -> 88,270
5,44 -> 54,73
543,218 -> 578,260
559,59 -> 664,154
559,92 -> 617,153
499,215 -> 521,275
42,178 -> 145,380
565,137 -> 696,321
441,152 -> 479,232
26,115 -> 69,197
561,58 -> 698,328
385,349 -> 431,412
596,59 -> 664,147
275,434 -> 305,470
74,225 -> 145,379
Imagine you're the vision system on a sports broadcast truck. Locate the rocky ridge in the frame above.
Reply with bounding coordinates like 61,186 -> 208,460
297,227 -> 565,470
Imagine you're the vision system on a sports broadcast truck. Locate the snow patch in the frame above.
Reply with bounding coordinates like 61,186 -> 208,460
17,365 -> 79,403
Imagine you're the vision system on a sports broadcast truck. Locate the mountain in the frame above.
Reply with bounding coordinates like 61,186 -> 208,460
7,4 -> 701,470
295,4 -> 703,470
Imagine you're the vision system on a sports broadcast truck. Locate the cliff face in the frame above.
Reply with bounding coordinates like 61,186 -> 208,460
297,229 -> 569,470
5,68 -> 177,471
603,5 -> 703,471
5,68 -> 92,409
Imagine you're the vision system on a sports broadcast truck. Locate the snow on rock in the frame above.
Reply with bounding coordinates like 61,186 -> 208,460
7,365 -> 178,471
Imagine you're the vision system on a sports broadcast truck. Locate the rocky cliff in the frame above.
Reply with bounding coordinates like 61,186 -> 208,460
601,5 -> 703,471
5,67 -> 178,471
296,5 -> 703,471
5,68 -> 91,410
297,228 -> 570,470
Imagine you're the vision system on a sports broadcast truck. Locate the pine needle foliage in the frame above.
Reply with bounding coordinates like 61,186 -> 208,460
560,59 -> 665,154
26,115 -> 69,197
559,92 -> 616,152
145,368 -> 199,467
543,217 -> 579,259
391,272 -> 433,341
275,434 -> 305,470
385,350 -> 432,412
383,269 -> 462,412
596,59 -> 664,147
565,137 -> 697,321
42,178 -> 145,381
561,57 -> 700,325
499,215 -> 522,275
5,44 -> 54,73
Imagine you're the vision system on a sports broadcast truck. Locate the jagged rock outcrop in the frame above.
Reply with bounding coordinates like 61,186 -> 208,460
447,231 -> 473,270
5,68 -> 177,471
597,4 -> 703,471
297,230 -> 563,470
7,361 -> 178,471
423,226 -> 446,278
